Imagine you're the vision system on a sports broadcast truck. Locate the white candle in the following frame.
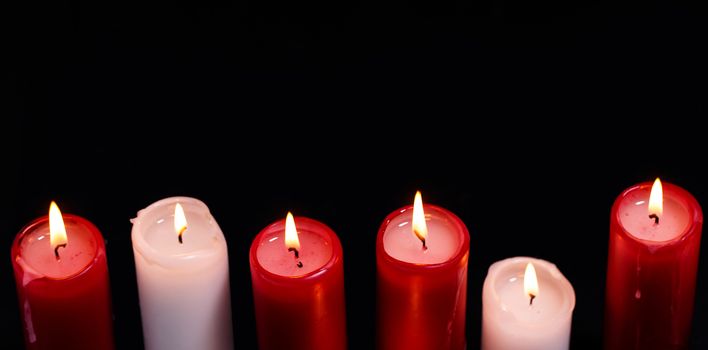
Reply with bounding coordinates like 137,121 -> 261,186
131,197 -> 233,350
482,257 -> 575,350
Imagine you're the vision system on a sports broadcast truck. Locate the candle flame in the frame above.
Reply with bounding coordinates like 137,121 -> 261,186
285,212 -> 300,250
648,178 -> 663,219
49,201 -> 68,249
412,191 -> 428,244
524,262 -> 539,301
174,203 -> 188,239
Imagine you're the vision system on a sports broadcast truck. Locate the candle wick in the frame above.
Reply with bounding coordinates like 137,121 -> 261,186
288,247 -> 304,268
54,243 -> 67,260
178,227 -> 187,244
414,227 -> 428,251
529,294 -> 536,306
649,214 -> 660,225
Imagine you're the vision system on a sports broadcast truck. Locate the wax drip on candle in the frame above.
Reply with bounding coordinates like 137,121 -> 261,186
49,201 -> 69,260
174,203 -> 188,244
285,212 -> 304,268
648,178 -> 663,226
412,191 -> 429,251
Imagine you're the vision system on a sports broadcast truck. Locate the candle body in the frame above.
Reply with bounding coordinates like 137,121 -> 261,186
605,182 -> 702,350
249,216 -> 347,350
131,197 -> 233,350
481,257 -> 575,350
376,204 -> 470,350
11,215 -> 114,350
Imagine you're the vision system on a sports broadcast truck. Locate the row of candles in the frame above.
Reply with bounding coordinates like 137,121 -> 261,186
10,179 -> 702,350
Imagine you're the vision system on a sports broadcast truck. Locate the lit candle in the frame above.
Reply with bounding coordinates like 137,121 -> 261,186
605,179 -> 702,350
11,201 -> 115,350
481,257 -> 575,350
376,192 -> 470,350
249,213 -> 347,350
131,197 -> 233,350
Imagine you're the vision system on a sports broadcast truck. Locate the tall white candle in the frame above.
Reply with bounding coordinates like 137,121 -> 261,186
482,257 -> 575,350
131,197 -> 233,350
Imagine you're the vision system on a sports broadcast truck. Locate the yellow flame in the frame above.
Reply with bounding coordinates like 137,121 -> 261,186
285,212 -> 300,250
174,203 -> 188,237
648,178 -> 663,218
412,191 -> 428,243
524,262 -> 539,299
49,201 -> 68,249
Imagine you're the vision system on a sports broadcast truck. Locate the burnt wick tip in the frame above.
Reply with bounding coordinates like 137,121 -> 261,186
178,227 -> 187,244
529,294 -> 536,306
288,247 -> 303,268
649,213 -> 659,225
54,243 -> 67,260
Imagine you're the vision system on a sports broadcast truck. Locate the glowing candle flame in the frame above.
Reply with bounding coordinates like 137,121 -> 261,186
174,203 -> 188,243
412,191 -> 428,247
285,212 -> 300,250
49,201 -> 68,250
648,178 -> 663,221
524,262 -> 539,305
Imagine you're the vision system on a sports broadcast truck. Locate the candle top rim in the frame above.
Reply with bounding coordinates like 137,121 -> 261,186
131,196 -> 227,267
12,214 -> 102,281
250,216 -> 343,281
377,203 -> 470,269
484,256 -> 576,320
615,181 -> 703,246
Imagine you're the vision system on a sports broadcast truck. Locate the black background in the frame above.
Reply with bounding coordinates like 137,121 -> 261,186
3,0 -> 707,349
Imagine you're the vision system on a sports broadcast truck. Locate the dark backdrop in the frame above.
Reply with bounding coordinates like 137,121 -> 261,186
4,0 -> 707,349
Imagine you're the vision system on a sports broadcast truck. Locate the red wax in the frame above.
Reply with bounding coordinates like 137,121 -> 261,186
11,215 -> 115,350
605,182 -> 702,350
249,216 -> 347,350
376,204 -> 470,350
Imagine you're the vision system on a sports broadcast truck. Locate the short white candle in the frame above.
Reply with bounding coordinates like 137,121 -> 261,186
131,197 -> 233,350
482,257 -> 575,350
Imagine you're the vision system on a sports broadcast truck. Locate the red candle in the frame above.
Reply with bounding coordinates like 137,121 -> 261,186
11,202 -> 114,350
249,213 -> 347,350
376,192 -> 470,350
605,179 -> 702,350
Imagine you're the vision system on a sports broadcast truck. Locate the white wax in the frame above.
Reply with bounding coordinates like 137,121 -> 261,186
482,257 -> 575,350
382,206 -> 462,264
131,197 -> 233,350
618,187 -> 689,242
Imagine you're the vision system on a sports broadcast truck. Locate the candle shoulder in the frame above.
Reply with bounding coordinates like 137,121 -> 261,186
377,204 -> 470,269
482,257 -> 575,322
250,216 -> 343,282
131,196 -> 229,270
612,182 -> 703,247
12,214 -> 104,282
